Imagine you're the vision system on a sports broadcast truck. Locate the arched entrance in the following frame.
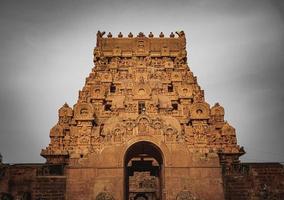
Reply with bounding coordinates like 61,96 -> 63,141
124,141 -> 164,200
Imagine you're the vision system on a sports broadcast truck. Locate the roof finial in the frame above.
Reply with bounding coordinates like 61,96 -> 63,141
128,32 -> 133,38
159,32 -> 164,38
176,30 -> 185,37
118,32 -> 123,38
170,32 -> 175,38
138,32 -> 145,37
148,32 -> 154,38
97,30 -> 105,38
107,32 -> 112,38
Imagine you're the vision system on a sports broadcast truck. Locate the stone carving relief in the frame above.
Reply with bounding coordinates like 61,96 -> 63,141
92,87 -> 105,100
112,125 -> 125,143
176,128 -> 189,143
189,102 -> 210,120
42,31 -> 244,164
74,102 -> 94,120
151,118 -> 163,130
50,124 -> 64,137
176,191 -> 197,200
164,126 -> 178,142
58,103 -> 73,126
95,192 -> 114,200
133,84 -> 151,100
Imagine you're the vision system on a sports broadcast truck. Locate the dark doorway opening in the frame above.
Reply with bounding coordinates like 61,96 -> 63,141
124,141 -> 163,200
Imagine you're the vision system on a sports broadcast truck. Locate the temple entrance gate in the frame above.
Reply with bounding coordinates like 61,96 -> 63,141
124,141 -> 164,200
41,31 -> 241,200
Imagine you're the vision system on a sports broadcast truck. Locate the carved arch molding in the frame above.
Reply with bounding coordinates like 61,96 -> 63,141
100,114 -> 181,144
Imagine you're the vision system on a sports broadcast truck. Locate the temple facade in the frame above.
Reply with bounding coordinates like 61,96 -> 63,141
0,31 -> 283,200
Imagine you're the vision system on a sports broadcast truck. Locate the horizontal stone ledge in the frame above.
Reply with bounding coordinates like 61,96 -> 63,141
36,175 -> 66,178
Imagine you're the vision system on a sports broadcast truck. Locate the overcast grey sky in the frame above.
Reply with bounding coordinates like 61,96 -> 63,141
0,0 -> 283,163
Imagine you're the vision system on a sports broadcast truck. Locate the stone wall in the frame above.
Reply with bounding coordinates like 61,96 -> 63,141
33,176 -> 66,200
0,164 -> 66,200
224,163 -> 284,200
1,162 -> 283,199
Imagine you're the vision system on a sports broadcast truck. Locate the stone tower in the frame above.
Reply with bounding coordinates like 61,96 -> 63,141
41,31 -> 245,200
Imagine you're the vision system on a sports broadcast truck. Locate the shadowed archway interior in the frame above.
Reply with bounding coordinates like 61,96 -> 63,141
124,141 -> 164,200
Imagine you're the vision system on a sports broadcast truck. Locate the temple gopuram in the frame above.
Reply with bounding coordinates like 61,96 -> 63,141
0,31 -> 283,200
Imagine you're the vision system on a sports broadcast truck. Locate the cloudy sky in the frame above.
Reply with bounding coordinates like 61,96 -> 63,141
0,0 -> 283,163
